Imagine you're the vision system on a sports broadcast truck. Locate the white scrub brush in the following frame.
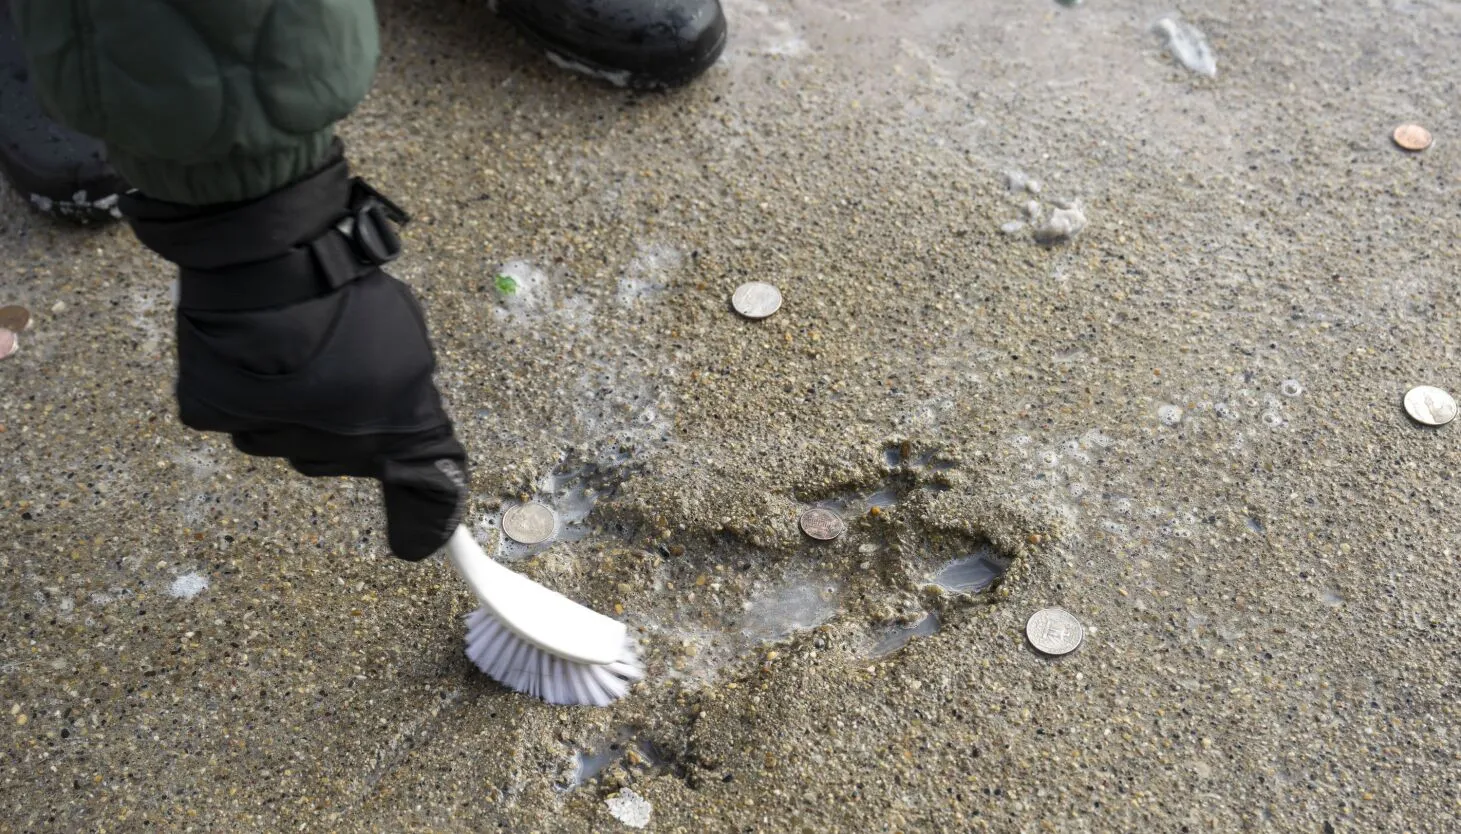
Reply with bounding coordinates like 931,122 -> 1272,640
445,525 -> 643,706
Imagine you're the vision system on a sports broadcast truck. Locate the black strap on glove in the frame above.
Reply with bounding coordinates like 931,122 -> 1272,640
121,143 -> 469,561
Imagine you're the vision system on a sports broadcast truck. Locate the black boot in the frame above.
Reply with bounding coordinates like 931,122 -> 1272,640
494,0 -> 727,89
0,0 -> 127,223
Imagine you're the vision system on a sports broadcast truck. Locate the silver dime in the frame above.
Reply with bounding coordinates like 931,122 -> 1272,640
1403,385 -> 1457,427
731,282 -> 783,319
1026,607 -> 1083,656
799,508 -> 845,541
502,502 -> 556,545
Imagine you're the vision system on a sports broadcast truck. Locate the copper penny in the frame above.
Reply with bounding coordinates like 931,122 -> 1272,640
799,508 -> 845,541
1393,124 -> 1433,152
0,305 -> 31,332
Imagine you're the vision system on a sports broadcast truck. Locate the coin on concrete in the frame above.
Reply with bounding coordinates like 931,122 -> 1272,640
1026,607 -> 1084,656
731,281 -> 783,320
0,305 -> 31,332
799,508 -> 845,541
502,502 -> 556,544
1403,385 -> 1457,427
1393,124 -> 1433,151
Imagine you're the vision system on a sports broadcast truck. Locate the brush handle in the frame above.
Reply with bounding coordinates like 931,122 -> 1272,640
445,525 -> 628,665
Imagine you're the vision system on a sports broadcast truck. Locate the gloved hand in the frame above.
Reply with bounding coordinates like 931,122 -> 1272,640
122,145 -> 468,561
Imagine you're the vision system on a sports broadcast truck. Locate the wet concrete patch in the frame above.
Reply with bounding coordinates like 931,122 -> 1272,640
563,726 -> 674,789
869,612 -> 941,657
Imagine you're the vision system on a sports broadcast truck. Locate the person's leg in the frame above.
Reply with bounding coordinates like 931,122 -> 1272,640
0,0 -> 126,223
493,0 -> 727,89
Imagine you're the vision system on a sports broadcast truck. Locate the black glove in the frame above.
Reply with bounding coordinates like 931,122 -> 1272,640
122,145 -> 468,561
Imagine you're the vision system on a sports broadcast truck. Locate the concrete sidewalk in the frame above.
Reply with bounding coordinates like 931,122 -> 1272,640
3,0 -> 1458,830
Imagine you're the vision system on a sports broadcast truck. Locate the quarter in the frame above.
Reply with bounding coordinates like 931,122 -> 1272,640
731,282 -> 783,320
1026,607 -> 1084,656
1403,385 -> 1457,427
502,501 -> 557,545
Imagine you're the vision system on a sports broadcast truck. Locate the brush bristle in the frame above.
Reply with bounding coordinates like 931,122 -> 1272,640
462,607 -> 644,706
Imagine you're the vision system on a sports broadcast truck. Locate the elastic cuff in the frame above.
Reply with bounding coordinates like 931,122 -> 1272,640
108,129 -> 338,207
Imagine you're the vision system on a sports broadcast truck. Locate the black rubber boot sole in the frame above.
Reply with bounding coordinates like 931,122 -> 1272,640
0,0 -> 127,223
493,0 -> 728,90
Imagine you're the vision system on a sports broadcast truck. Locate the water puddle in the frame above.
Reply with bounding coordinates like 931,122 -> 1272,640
930,550 -> 1010,593
739,575 -> 842,641
870,612 -> 941,657
563,727 -> 671,789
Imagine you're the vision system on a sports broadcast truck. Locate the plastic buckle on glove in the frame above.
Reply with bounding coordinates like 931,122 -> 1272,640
336,179 -> 411,267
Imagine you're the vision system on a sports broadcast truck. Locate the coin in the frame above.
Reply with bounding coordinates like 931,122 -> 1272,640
1026,607 -> 1083,656
1393,124 -> 1433,152
502,502 -> 556,544
0,329 -> 15,360
731,281 -> 783,320
799,508 -> 845,541
1403,385 -> 1458,427
0,305 -> 31,332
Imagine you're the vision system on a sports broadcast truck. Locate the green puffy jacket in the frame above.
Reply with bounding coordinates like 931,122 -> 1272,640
13,0 -> 379,205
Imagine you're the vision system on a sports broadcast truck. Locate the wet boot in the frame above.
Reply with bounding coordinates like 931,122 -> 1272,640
0,0 -> 127,223
493,0 -> 727,89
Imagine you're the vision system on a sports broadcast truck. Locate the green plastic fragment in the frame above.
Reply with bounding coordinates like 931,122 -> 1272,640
494,273 -> 518,295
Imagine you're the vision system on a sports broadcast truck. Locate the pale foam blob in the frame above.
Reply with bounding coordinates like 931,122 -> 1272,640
1158,404 -> 1184,426
1280,379 -> 1304,397
617,243 -> 683,307
605,788 -> 653,828
1152,16 -> 1217,77
169,573 -> 209,600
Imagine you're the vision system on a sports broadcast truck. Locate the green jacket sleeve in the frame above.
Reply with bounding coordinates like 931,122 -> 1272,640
12,0 -> 379,205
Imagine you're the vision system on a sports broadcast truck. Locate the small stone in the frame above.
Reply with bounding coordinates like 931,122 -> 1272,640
1000,220 -> 1027,235
50,301 -> 66,314
15,714 -> 26,726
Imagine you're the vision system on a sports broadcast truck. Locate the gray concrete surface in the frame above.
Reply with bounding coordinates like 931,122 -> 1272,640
3,0 -> 1460,830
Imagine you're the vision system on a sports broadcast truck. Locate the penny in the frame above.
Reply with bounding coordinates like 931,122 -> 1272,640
0,305 -> 31,332
0,328 -> 15,360
799,508 -> 845,541
502,502 -> 556,545
1403,385 -> 1457,427
1392,124 -> 1433,152
731,281 -> 783,320
1026,607 -> 1084,656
